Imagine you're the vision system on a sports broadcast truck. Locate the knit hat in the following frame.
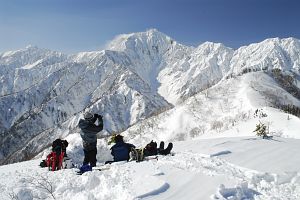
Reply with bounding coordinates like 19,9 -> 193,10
114,134 -> 124,143
84,112 -> 93,120
108,134 -> 123,145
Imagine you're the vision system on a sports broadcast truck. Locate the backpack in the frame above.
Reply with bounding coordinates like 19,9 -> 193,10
129,148 -> 145,162
46,151 -> 65,171
129,141 -> 158,162
41,139 -> 68,171
52,139 -> 68,156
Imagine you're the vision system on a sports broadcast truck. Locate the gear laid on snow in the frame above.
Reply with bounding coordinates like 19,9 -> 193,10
129,148 -> 145,162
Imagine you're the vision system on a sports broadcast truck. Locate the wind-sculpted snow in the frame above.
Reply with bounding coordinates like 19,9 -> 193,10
1,136 -> 300,200
1,29 -> 300,165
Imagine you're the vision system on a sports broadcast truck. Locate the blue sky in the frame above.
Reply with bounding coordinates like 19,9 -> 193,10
1,0 -> 300,53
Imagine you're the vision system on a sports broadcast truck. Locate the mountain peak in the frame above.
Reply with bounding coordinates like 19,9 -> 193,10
1,29 -> 300,167
1,45 -> 46,57
144,28 -> 169,38
145,28 -> 160,34
259,37 -> 300,46
197,41 -> 230,50
106,29 -> 173,52
25,44 -> 36,49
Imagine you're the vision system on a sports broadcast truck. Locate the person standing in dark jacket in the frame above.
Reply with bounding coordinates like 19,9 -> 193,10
78,112 -> 103,167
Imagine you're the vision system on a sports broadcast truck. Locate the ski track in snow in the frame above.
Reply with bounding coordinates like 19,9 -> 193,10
1,149 -> 299,200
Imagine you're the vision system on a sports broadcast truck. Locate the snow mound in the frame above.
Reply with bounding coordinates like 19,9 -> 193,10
1,134 -> 300,200
213,182 -> 260,200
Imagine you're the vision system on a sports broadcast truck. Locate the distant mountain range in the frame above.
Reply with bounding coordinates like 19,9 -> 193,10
1,29 -> 300,165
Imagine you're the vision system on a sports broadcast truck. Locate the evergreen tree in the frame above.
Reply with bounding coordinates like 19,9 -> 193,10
253,121 -> 268,138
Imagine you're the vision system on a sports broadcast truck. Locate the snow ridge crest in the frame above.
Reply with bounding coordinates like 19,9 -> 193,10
0,29 -> 300,165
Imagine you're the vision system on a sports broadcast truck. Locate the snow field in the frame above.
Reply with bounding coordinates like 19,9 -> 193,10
1,134 -> 300,200
2,38 -> 300,200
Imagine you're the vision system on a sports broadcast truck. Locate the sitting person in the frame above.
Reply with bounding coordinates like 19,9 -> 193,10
106,134 -> 135,164
106,135 -> 173,163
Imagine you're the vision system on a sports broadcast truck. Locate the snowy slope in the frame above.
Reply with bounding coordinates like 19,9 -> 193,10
1,29 -> 300,199
228,37 -> 300,76
0,46 -> 172,165
0,134 -> 300,200
119,72 -> 300,148
2,70 -> 300,200
1,29 -> 300,167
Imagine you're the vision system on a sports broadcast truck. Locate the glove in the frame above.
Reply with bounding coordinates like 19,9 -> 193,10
94,114 -> 103,122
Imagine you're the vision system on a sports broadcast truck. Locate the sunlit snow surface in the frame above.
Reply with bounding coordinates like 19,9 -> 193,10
1,99 -> 300,200
1,30 -> 300,199
1,134 -> 300,200
1,30 -> 300,165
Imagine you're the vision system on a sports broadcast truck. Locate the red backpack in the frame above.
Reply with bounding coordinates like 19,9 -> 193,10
45,139 -> 67,171
46,151 -> 65,171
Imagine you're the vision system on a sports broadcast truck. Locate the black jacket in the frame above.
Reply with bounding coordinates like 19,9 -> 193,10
79,116 -> 103,146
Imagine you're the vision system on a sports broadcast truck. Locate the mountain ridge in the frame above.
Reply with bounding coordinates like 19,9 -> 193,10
1,29 -> 300,165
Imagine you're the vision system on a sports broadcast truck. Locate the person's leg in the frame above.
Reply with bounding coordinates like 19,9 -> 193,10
158,141 -> 164,153
160,143 -> 173,155
90,148 -> 97,167
83,149 -> 89,165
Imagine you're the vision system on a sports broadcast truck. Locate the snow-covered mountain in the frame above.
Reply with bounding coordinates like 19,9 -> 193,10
1,29 -> 300,166
1,109 -> 300,200
228,37 -> 300,76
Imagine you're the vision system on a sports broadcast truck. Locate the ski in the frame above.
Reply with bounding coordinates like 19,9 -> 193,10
76,167 -> 110,175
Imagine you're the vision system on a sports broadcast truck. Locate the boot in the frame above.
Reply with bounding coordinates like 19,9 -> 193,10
159,141 -> 164,152
160,143 -> 173,155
